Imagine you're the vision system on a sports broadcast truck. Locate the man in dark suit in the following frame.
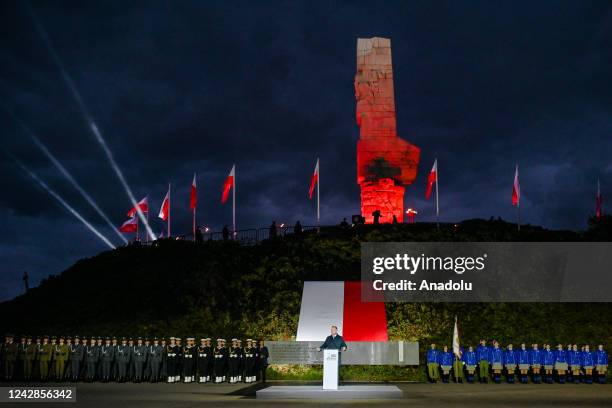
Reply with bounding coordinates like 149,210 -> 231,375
317,326 -> 347,352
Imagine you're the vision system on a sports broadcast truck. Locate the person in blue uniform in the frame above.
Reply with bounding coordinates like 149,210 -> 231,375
568,344 -> 582,384
462,346 -> 477,383
503,344 -> 517,383
426,343 -> 439,383
517,343 -> 530,384
554,343 -> 568,383
438,345 -> 453,383
488,341 -> 504,383
476,339 -> 490,383
565,344 -> 573,383
582,344 -> 595,384
542,343 -> 555,384
530,343 -> 543,384
595,344 -> 608,384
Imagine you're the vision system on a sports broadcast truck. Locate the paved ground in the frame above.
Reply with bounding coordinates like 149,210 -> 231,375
3,382 -> 611,407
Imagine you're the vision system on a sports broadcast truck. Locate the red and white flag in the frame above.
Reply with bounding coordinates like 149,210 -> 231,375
425,159 -> 437,199
127,196 -> 148,217
308,159 -> 319,199
512,165 -> 520,206
190,173 -> 197,210
119,215 -> 138,233
221,165 -> 235,203
158,189 -> 170,221
596,179 -> 603,219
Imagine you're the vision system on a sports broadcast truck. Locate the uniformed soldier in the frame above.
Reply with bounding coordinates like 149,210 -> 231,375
165,337 -> 179,383
63,337 -> 72,380
48,336 -> 58,380
24,336 -> 36,381
69,336 -> 83,382
143,338 -> 151,381
542,343 -> 555,384
100,337 -> 115,382
426,343 -> 439,383
565,344 -> 574,383
115,337 -> 131,382
214,338 -> 228,383
243,339 -> 258,383
462,345 -> 477,383
160,338 -> 167,382
569,344 -> 582,384
476,339 -> 490,383
438,345 -> 453,383
110,336 -> 119,381
175,337 -> 183,382
84,338 -> 99,382
182,338 -> 196,383
452,346 -> 464,383
53,336 -> 69,381
517,343 -> 530,384
149,337 -> 163,382
489,341 -> 503,383
554,343 -> 568,384
38,335 -> 53,381
595,344 -> 608,384
530,343 -> 543,383
16,336 -> 27,381
133,337 -> 147,382
197,338 -> 211,383
582,344 -> 596,384
95,336 -> 103,380
127,338 -> 135,381
503,344 -> 517,383
257,340 -> 269,383
228,338 -> 240,383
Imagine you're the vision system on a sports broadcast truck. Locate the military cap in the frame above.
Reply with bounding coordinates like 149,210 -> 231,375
200,338 -> 206,342
169,336 -> 175,340
59,335 -> 65,339
43,335 -> 49,339
51,336 -> 57,340
97,336 -> 102,340
5,333 -> 14,337
121,337 -> 127,341
187,337 -> 194,341
105,336 -> 110,340
176,337 -> 181,341
74,335 -> 80,339
153,337 -> 158,341
137,336 -> 143,340
231,338 -> 238,341
26,335 -> 32,339
65,335 -> 72,339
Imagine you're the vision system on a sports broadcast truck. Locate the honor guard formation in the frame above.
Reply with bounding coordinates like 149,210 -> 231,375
426,340 -> 608,384
1,334 -> 269,384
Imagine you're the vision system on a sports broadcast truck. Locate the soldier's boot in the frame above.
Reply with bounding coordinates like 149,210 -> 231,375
558,373 -> 565,384
598,373 -> 606,384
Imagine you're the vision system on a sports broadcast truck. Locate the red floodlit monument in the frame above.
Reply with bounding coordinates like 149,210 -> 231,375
355,37 -> 420,223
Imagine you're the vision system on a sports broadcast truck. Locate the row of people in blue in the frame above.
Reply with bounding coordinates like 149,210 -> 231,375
426,339 -> 608,384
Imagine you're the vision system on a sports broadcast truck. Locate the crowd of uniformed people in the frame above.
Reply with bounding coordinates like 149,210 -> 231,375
427,339 -> 608,384
1,334 -> 269,384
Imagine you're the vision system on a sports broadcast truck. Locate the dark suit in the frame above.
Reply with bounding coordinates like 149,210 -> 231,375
320,335 -> 347,350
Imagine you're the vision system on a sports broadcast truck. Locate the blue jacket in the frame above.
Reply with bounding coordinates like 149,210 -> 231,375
595,350 -> 608,365
489,347 -> 503,364
476,345 -> 489,362
554,350 -> 567,363
582,351 -> 595,366
504,349 -> 517,365
462,350 -> 477,365
426,349 -> 438,363
530,349 -> 543,365
517,349 -> 530,364
542,350 -> 555,365
438,351 -> 454,366
568,350 -> 581,365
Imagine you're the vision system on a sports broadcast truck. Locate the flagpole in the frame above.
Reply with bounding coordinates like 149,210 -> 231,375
136,216 -> 139,242
435,158 -> 439,230
168,183 -> 171,238
232,165 -> 236,238
193,207 -> 196,241
146,204 -> 149,243
317,158 -> 320,228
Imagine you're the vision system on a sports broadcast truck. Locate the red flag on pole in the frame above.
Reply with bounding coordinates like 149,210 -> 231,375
512,165 -> 520,206
119,215 -> 138,232
158,189 -> 170,221
190,173 -> 197,210
221,165 -> 235,203
596,179 -> 603,219
309,159 -> 319,199
127,196 -> 148,217
425,159 -> 437,199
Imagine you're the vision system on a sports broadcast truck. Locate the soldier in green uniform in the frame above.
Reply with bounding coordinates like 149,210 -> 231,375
69,336 -> 84,382
16,336 -> 27,381
38,335 -> 52,381
54,336 -> 69,381
3,335 -> 17,381
24,336 -> 36,381
48,336 -> 57,380
100,337 -> 115,382
63,337 -> 72,380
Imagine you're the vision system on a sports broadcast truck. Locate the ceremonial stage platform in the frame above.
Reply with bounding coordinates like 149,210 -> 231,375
255,385 -> 403,400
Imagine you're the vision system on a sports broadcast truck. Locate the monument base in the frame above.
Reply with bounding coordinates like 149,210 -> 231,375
256,385 -> 402,400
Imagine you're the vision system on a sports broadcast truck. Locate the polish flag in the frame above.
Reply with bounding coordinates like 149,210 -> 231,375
127,196 -> 148,217
512,165 -> 520,206
296,281 -> 387,342
190,173 -> 197,210
453,315 -> 462,358
425,159 -> 437,199
158,189 -> 170,221
119,215 -> 138,233
308,159 -> 319,199
221,165 -> 235,203
596,179 -> 603,218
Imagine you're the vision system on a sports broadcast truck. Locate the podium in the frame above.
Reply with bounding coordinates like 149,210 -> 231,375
323,349 -> 339,390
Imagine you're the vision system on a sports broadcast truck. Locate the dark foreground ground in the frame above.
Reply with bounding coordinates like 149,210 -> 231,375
2,382 -> 611,407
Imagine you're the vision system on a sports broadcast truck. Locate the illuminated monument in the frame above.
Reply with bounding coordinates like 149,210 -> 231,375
355,37 -> 420,223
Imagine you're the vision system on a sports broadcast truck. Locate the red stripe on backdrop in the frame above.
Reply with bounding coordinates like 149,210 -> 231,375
342,281 -> 388,341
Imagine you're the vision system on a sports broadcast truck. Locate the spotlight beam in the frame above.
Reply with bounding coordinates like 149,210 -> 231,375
3,108 -> 128,244
7,153 -> 116,250
26,2 -> 156,241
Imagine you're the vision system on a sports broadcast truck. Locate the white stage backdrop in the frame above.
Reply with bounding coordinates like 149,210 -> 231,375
296,281 -> 344,341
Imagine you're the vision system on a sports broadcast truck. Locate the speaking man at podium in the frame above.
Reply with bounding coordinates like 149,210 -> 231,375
317,325 -> 347,354
317,325 -> 347,389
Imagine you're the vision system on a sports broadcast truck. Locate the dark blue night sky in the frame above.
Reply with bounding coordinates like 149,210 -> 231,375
1,0 -> 611,300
